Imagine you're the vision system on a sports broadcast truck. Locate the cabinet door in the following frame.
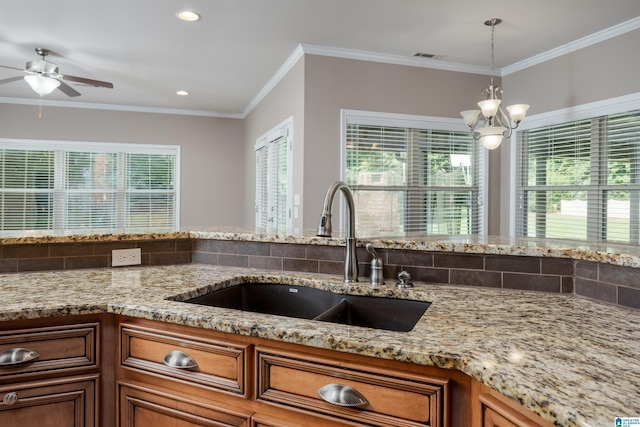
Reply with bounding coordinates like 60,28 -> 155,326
479,394 -> 544,427
0,376 -> 96,427
119,382 -> 251,427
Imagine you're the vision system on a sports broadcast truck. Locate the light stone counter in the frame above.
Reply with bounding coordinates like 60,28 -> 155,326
0,263 -> 638,427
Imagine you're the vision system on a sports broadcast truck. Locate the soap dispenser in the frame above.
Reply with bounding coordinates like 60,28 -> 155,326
365,243 -> 384,286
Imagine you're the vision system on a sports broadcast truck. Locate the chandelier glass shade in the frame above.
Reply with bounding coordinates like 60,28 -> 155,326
24,74 -> 60,96
461,18 -> 529,150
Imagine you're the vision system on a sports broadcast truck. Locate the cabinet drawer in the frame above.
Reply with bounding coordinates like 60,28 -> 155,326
0,323 -> 98,381
0,375 -> 97,427
120,323 -> 249,396
119,382 -> 251,427
256,346 -> 448,427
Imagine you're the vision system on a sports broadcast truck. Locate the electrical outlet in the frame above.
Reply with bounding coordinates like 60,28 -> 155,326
112,248 -> 142,267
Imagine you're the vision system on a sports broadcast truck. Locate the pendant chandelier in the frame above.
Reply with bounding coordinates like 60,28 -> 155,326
460,18 -> 529,150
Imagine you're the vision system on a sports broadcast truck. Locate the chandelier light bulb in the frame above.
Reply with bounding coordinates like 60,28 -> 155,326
461,110 -> 481,127
506,104 -> 530,123
478,99 -> 501,119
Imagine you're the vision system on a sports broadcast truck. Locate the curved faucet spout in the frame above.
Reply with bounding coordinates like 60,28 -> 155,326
317,181 -> 358,283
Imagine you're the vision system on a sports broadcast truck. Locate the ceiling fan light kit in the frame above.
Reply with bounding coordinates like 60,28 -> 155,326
460,18 -> 529,150
0,47 -> 113,99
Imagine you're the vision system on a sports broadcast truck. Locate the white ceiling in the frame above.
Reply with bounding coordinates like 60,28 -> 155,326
1,0 -> 639,117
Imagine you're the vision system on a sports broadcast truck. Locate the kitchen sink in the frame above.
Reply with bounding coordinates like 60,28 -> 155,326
181,283 -> 430,332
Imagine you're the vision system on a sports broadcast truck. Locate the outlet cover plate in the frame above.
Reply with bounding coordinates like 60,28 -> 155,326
112,248 -> 142,267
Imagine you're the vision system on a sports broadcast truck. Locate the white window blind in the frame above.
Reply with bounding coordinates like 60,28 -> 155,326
255,120 -> 292,234
0,140 -> 179,234
516,109 -> 640,244
345,116 -> 484,237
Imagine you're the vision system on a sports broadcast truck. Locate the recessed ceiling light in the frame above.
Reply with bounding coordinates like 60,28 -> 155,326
176,90 -> 189,96
176,10 -> 200,22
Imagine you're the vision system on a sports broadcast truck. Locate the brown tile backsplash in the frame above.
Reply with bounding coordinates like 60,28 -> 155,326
1,237 -> 638,309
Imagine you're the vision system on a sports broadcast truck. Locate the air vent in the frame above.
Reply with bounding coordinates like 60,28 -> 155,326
412,52 -> 437,59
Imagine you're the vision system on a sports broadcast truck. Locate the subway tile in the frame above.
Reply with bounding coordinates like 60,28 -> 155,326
149,252 -> 190,266
307,245 -> 344,262
208,240 -> 240,254
191,252 -> 218,265
191,239 -> 210,252
283,258 -> 318,273
434,253 -> 483,270
575,261 -> 598,280
176,240 -> 193,252
387,250 -> 433,268
503,273 -> 561,293
239,242 -> 270,256
450,270 -> 502,288
65,256 -> 110,270
248,256 -> 283,270
94,241 -> 137,255
0,259 -> 17,273
618,286 -> 640,310
598,263 -> 640,289
403,266 -> 449,284
218,254 -> 248,267
541,258 -> 574,275
18,257 -> 65,272
574,278 -> 617,304
485,256 -> 540,273
138,240 -> 177,253
50,243 -> 94,257
319,260 -> 344,276
561,276 -> 574,294
271,243 -> 306,258
3,244 -> 49,259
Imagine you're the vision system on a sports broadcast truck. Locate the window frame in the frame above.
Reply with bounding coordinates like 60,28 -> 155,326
0,138 -> 181,234
340,109 -> 488,236
510,92 -> 640,241
254,117 -> 293,235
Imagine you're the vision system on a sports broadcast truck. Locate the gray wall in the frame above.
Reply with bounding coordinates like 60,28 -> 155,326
243,58 -> 305,232
0,104 -> 245,227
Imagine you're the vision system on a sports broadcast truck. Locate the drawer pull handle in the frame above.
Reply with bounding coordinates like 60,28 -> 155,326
318,383 -> 369,408
0,348 -> 40,366
2,392 -> 18,406
163,350 -> 197,369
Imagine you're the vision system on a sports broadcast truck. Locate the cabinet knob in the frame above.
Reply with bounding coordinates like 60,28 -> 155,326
163,350 -> 198,369
0,348 -> 40,366
2,392 -> 18,406
317,383 -> 369,408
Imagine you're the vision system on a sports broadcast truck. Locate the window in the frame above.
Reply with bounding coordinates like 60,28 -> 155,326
516,109 -> 640,244
255,118 -> 292,234
343,111 -> 485,237
0,140 -> 179,234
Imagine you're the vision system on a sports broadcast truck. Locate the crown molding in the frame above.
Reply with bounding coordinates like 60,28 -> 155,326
0,96 -> 244,118
299,44 -> 491,75
503,16 -> 640,75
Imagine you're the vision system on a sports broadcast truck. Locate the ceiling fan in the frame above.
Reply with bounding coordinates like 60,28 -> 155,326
0,48 -> 113,97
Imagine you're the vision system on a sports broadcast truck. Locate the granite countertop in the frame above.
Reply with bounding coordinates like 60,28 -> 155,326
0,263 -> 638,427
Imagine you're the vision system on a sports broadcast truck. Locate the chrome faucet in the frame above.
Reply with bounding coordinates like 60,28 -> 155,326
317,181 -> 358,283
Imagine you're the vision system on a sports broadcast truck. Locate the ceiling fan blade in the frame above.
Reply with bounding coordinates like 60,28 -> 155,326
0,76 -> 24,85
0,64 -> 25,72
57,80 -> 81,97
61,74 -> 113,88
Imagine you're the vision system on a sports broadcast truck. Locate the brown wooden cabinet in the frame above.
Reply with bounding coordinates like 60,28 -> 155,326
472,381 -> 555,427
0,375 -> 97,427
0,316 -> 105,427
119,382 -> 251,427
